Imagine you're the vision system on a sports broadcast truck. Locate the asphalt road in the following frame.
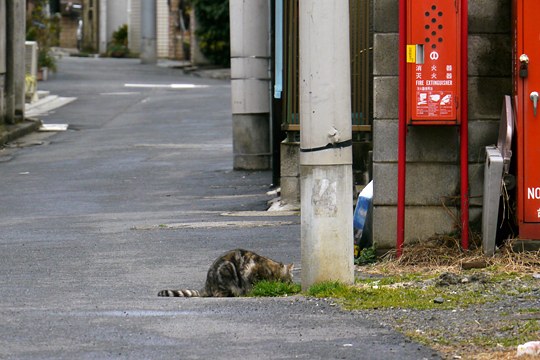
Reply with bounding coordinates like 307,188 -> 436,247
0,57 -> 440,359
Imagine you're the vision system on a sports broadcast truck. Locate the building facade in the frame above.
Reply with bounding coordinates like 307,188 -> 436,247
272,0 -> 512,250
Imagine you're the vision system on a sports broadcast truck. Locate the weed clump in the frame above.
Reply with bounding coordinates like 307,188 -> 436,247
248,280 -> 301,297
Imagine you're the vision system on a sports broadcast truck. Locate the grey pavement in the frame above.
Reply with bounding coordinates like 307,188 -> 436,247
0,57 -> 439,359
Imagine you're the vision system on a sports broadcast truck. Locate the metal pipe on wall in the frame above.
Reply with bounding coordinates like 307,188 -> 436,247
397,0 -> 407,257
460,0 -> 469,250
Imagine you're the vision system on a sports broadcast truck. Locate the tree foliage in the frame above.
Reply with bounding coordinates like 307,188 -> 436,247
192,0 -> 230,67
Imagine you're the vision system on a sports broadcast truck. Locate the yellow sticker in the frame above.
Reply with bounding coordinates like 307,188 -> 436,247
406,45 -> 416,63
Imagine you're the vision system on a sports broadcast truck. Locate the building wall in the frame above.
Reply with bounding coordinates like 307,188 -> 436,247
97,0 -> 128,54
128,0 -> 167,58
371,0 -> 512,249
128,0 -> 141,54
167,0 -> 187,60
156,0 -> 169,58
58,0 -> 82,49
107,0 -> 128,43
82,0 -> 99,51
59,16 -> 78,48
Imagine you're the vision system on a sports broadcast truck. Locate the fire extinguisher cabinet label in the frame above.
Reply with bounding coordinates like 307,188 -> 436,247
406,0 -> 460,125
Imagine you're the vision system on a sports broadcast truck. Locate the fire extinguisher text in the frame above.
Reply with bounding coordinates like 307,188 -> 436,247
527,187 -> 540,199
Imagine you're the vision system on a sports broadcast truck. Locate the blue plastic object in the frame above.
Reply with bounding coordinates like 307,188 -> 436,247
353,181 -> 373,249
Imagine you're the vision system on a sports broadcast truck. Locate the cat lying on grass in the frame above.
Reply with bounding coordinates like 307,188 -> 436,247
158,249 -> 294,297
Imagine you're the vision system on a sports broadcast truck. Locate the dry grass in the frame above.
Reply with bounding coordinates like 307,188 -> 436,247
363,234 -> 540,276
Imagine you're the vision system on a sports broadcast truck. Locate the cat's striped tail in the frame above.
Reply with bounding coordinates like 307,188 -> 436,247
157,289 -> 203,297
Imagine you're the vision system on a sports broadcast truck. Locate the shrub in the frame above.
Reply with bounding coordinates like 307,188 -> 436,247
192,0 -> 230,66
107,24 -> 130,58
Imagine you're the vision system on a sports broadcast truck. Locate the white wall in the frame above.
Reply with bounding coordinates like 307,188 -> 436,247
156,0 -> 169,58
127,0 -> 168,58
107,0 -> 128,41
128,0 -> 141,54
99,0 -> 128,54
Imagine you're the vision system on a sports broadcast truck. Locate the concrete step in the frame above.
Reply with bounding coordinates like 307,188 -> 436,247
25,95 -> 77,118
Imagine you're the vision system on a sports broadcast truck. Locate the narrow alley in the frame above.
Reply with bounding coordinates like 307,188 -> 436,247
0,57 -> 438,359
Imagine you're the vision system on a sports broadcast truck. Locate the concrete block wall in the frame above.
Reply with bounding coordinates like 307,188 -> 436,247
280,141 -> 301,205
372,0 -> 512,249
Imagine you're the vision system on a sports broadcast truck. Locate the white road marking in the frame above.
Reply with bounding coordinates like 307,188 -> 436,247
99,92 -> 141,96
124,83 -> 209,89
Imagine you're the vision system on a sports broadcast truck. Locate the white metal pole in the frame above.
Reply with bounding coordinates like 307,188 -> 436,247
299,0 -> 354,289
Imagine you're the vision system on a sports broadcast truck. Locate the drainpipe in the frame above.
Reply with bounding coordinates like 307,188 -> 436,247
397,0 -> 407,258
274,0 -> 283,100
460,0 -> 469,250
271,0 -> 283,186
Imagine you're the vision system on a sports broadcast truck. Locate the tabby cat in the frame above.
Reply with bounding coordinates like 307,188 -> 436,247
158,249 -> 294,297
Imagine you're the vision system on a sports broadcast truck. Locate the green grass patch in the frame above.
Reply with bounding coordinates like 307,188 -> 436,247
306,279 -> 494,310
306,281 -> 351,298
359,273 -> 428,286
248,281 -> 301,297
518,308 -> 540,314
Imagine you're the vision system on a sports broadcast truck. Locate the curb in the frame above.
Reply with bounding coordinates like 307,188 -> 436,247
190,68 -> 230,80
0,118 -> 43,146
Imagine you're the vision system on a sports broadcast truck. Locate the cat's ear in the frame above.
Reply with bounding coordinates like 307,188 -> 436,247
287,263 -> 294,272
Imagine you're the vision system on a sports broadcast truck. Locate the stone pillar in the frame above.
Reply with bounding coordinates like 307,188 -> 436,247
229,0 -> 271,170
140,0 -> 157,64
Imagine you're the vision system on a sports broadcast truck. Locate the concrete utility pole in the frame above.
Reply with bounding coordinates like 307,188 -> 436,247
0,0 -> 5,123
99,0 -> 108,55
5,0 -> 26,123
299,0 -> 354,289
140,0 -> 157,64
229,0 -> 271,170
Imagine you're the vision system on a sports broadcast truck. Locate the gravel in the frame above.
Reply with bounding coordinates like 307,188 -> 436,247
346,272 -> 540,359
